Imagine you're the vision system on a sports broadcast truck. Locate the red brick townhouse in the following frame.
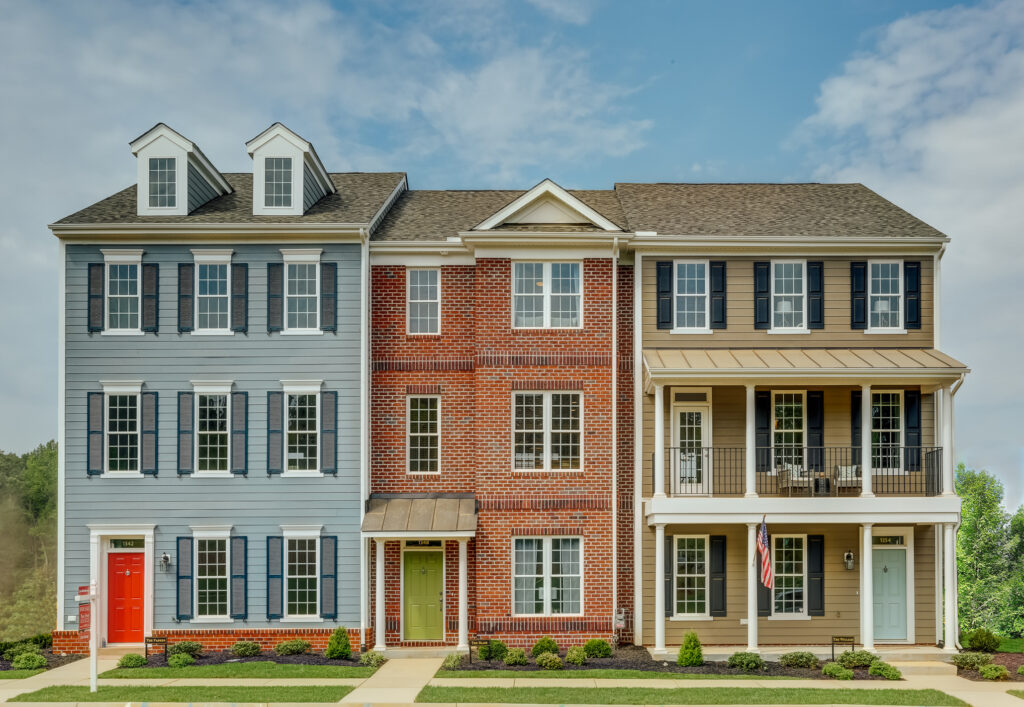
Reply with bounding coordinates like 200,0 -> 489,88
364,180 -> 634,649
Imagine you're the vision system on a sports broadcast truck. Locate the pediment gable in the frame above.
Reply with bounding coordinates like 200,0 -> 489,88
474,179 -> 620,231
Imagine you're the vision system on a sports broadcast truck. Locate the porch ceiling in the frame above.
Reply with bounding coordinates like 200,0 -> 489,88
361,493 -> 477,538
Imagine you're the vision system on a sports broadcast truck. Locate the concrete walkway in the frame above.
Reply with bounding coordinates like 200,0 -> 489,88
339,656 -> 444,703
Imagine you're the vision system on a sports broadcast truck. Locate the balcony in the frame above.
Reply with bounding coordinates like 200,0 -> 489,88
655,446 -> 943,497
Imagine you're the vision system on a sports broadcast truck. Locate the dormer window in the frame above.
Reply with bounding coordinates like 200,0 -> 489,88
148,158 -> 177,208
265,157 -> 293,208
129,123 -> 231,216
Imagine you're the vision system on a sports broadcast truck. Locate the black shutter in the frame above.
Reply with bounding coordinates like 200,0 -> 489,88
709,261 -> 727,329
231,263 -> 248,333
320,391 -> 337,474
905,389 -> 921,471
754,262 -> 770,330
267,263 -> 284,332
851,262 -> 867,330
230,536 -> 248,620
808,535 -> 825,616
807,391 -> 824,472
755,391 -> 771,472
851,390 -> 862,466
267,536 -> 283,619
87,263 -> 105,332
176,536 -> 193,620
757,538 -> 772,616
87,392 -> 104,475
321,535 -> 337,619
178,263 -> 194,333
664,534 -> 674,617
320,263 -> 337,332
141,263 -> 159,332
267,391 -> 284,474
709,535 -> 727,617
177,392 -> 194,475
904,261 -> 921,330
231,391 -> 248,475
656,261 -> 673,329
807,261 -> 824,329
140,391 -> 158,475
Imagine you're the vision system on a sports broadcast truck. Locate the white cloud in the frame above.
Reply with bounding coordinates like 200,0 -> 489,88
525,0 -> 595,25
798,0 -> 1024,507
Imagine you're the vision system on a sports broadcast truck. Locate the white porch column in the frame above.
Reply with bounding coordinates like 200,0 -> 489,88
943,523 -> 957,650
653,384 -> 666,497
374,539 -> 386,651
861,524 -> 874,651
941,385 -> 955,495
860,384 -> 873,497
457,539 -> 469,650
745,385 -> 757,497
747,522 -> 759,651
654,524 -> 666,652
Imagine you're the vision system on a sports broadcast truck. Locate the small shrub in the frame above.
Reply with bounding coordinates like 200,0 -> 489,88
2,642 -> 41,661
963,628 -> 1001,653
565,645 -> 587,666
503,647 -> 528,666
677,631 -> 703,667
325,627 -> 352,660
11,652 -> 47,670
980,663 -> 1010,681
1017,664 -> 1024,676
0,633 -> 51,658
583,638 -> 612,658
274,639 -> 311,656
167,653 -> 195,668
441,652 -> 464,670
167,640 -> 203,658
951,652 -> 993,671
531,636 -> 560,657
868,660 -> 902,680
359,650 -> 387,668
726,651 -> 765,672
230,641 -> 261,658
536,651 -> 563,670
836,649 -> 875,669
479,639 -> 508,662
117,653 -> 147,668
779,651 -> 818,669
822,662 -> 854,680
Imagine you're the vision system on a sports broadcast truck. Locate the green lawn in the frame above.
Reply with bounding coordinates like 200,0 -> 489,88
435,668 -> 792,680
11,685 -> 354,702
999,637 -> 1024,653
416,686 -> 968,706
1009,690 -> 1024,701
0,669 -> 45,680
100,661 -> 374,678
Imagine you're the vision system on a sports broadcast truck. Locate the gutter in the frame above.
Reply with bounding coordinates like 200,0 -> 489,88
610,237 -> 618,633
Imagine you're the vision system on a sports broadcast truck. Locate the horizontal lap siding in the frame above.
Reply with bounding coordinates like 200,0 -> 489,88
63,243 -> 363,631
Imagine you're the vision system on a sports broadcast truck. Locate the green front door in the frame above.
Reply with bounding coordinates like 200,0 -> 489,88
404,551 -> 443,640
873,548 -> 908,640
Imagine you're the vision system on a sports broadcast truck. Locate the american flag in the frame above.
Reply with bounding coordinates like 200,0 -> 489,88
756,516 -> 773,589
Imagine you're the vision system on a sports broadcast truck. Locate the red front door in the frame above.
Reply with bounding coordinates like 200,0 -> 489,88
107,552 -> 144,643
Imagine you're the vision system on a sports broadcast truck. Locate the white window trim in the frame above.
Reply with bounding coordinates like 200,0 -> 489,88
865,259 -> 907,334
191,381 -> 233,477
191,250 -> 234,336
672,534 -> 711,619
768,259 -> 809,334
770,390 -> 807,475
407,395 -> 441,475
101,380 -> 144,475
280,249 -> 322,335
101,250 -> 144,335
768,533 -> 809,620
145,156 -> 179,212
871,389 -> 905,473
670,259 -> 713,335
282,381 -> 322,477
406,268 -> 441,335
511,391 -> 583,473
190,525 -> 233,623
511,261 -> 584,329
263,156 -> 295,210
281,527 -> 322,622
510,536 -> 584,617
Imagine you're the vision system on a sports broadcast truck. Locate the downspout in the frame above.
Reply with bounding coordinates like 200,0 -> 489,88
610,238 -> 618,635
951,371 -> 964,649
632,252 -> 643,644
56,238 -> 66,631
359,227 -> 369,649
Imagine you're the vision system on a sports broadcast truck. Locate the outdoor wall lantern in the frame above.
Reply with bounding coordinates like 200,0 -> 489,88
160,552 -> 171,570
843,550 -> 855,570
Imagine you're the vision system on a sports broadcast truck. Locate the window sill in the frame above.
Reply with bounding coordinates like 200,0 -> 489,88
512,469 -> 585,474
406,332 -> 442,337
280,330 -> 324,336
766,329 -> 810,335
190,617 -> 234,624
670,329 -> 713,335
193,472 -> 234,478
99,472 -> 145,478
864,329 -> 908,335
279,616 -> 323,623
407,471 -> 442,476
766,615 -> 812,621
670,615 -> 714,622
101,330 -> 144,336
191,330 -> 235,337
511,326 -> 584,331
281,470 -> 324,478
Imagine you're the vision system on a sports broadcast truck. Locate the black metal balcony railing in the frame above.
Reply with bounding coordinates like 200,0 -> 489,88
652,446 -> 943,497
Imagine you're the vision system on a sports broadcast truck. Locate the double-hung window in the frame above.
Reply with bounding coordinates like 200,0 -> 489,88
287,392 -> 319,473
282,250 -> 320,332
106,392 -> 139,472
285,537 -> 318,618
871,391 -> 902,470
407,396 -> 439,473
106,258 -> 142,332
772,391 -> 805,470
674,536 -> 709,616
265,157 -> 293,208
407,269 -> 440,334
772,535 -> 807,617
513,392 -> 581,471
513,537 -> 582,616
148,157 -> 176,208
868,261 -> 903,331
195,536 -> 229,619
512,262 -> 581,328
195,388 -> 230,473
673,260 -> 709,331
771,260 -> 806,332
192,251 -> 232,333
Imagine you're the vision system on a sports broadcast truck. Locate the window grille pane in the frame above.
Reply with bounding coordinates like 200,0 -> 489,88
286,263 -> 318,329
408,397 -> 439,472
408,270 -> 440,334
513,539 -> 545,614
872,392 -> 902,469
265,157 -> 292,207
549,263 -> 580,327
773,393 -> 804,468
773,537 -> 805,614
287,394 -> 318,471
675,537 -> 707,615
197,264 -> 230,330
550,538 -> 581,614
107,264 -> 139,330
513,394 -> 545,469
107,394 -> 139,471
148,157 -> 176,207
772,262 -> 805,329
197,394 -> 229,472
286,538 -> 317,616
549,393 -> 581,469
870,262 -> 901,329
513,263 -> 544,327
196,538 -> 228,616
675,262 -> 707,329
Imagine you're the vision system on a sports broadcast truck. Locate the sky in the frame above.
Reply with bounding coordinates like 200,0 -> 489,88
0,0 -> 1021,507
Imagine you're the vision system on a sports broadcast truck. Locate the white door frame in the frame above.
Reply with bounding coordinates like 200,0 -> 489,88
871,525 -> 915,644
670,399 -> 712,495
87,524 -> 155,645
399,542 -> 446,642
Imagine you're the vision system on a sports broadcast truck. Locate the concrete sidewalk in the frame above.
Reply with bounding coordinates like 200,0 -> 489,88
339,656 -> 444,703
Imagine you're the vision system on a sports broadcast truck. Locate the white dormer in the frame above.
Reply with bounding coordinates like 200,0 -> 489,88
129,123 -> 231,216
474,178 -> 620,231
245,123 -> 336,216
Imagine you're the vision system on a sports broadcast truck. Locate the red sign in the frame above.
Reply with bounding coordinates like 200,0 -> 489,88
77,585 -> 90,635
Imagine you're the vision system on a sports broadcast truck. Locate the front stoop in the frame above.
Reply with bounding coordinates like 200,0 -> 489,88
889,660 -> 958,676
380,646 -> 463,658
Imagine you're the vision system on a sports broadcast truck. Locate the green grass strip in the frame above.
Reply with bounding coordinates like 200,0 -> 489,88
416,685 -> 968,706
10,684 -> 354,703
1009,690 -> 1024,701
435,668 -> 792,680
100,661 -> 374,678
0,669 -> 44,680
999,636 -> 1024,653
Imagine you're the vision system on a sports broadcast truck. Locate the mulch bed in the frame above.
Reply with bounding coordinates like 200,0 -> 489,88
0,650 -> 84,671
957,651 -> 1024,681
458,645 -> 886,680
142,650 -> 364,667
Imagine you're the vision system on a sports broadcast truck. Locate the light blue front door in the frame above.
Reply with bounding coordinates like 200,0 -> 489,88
873,549 -> 907,640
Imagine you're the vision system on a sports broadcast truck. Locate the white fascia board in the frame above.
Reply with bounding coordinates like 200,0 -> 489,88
367,175 -> 408,234
645,494 -> 961,524
50,224 -> 369,239
630,236 -> 948,254
459,231 -> 633,252
129,123 -> 193,154
473,178 -> 621,231
362,530 -> 477,540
